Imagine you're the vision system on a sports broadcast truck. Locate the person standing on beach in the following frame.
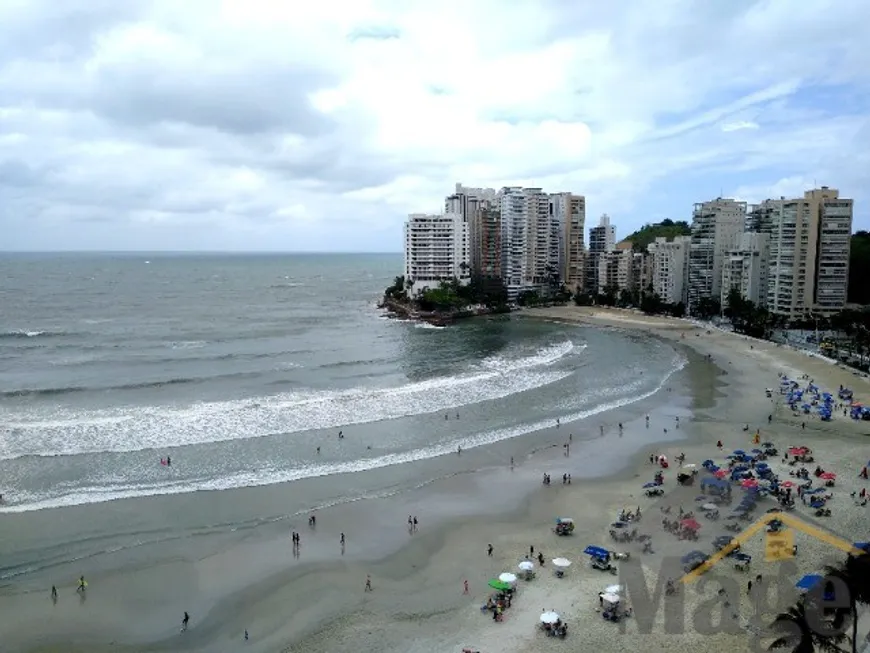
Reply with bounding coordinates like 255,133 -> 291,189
487,544 -> 493,556
365,575 -> 373,592
463,579 -> 469,594
413,516 -> 418,532
340,532 -> 345,547
51,585 -> 57,603
338,430 -> 343,439
76,576 -> 86,593
556,418 -> 560,427
510,456 -> 514,469
181,611 -> 190,632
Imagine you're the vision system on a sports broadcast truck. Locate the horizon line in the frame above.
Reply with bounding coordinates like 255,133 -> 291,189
0,250 -> 403,255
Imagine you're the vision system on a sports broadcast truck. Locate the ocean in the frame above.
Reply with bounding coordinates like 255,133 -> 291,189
0,253 -> 686,515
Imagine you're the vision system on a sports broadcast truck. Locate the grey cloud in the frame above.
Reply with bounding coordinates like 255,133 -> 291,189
88,66 -> 337,136
0,0 -> 150,64
347,25 -> 402,41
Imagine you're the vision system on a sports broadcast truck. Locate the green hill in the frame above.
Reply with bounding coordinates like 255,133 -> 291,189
849,231 -> 870,305
624,219 -> 691,251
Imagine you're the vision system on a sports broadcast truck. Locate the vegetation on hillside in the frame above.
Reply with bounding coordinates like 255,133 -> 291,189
624,218 -> 691,251
383,274 -> 511,313
849,231 -> 870,305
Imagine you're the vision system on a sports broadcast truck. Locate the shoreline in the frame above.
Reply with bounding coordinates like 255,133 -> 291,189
4,307 -> 869,652
0,326 -> 699,652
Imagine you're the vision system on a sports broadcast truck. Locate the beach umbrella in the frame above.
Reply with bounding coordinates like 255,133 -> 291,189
488,579 -> 512,591
714,470 -> 727,478
498,572 -> 517,584
683,463 -> 697,469
741,479 -> 758,488
540,611 -> 560,625
518,560 -> 534,572
584,545 -> 610,558
780,481 -> 796,489
680,518 -> 701,531
701,503 -> 718,511
601,592 -> 620,604
552,558 -> 572,568
732,450 -> 746,455
604,584 -> 622,594
642,482 -> 659,488
751,449 -> 763,454
702,459 -> 714,467
708,464 -> 720,472
795,575 -> 822,591
681,551 -> 707,564
820,472 -> 836,480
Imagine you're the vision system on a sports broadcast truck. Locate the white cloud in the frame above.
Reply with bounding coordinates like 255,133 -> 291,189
0,0 -> 867,251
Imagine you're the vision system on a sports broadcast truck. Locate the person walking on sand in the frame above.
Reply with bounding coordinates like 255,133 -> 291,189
340,532 -> 345,547
413,516 -> 418,531
338,430 -> 343,439
556,418 -> 560,427
510,456 -> 514,469
245,629 -> 249,641
457,445 -> 461,456
51,585 -> 57,602
487,543 -> 493,556
76,576 -> 86,593
464,579 -> 469,594
365,575 -> 373,592
181,611 -> 190,632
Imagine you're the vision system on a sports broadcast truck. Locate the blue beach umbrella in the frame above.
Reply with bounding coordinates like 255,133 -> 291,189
643,482 -> 659,488
584,545 -> 610,558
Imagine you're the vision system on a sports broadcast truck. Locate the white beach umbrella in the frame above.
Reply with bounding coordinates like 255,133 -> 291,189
601,592 -> 620,604
552,558 -> 572,568
683,463 -> 697,469
604,584 -> 622,594
540,611 -> 560,624
499,572 -> 517,584
518,561 -> 535,571
701,503 -> 718,511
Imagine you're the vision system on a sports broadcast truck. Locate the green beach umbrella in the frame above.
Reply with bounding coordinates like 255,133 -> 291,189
488,579 -> 512,591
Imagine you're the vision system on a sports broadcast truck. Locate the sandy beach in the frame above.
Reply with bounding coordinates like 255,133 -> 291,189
2,306 -> 868,653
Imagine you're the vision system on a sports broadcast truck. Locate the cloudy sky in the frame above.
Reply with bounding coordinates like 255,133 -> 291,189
1,0 -> 868,252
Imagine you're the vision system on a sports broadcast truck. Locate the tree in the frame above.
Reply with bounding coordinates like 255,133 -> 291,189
640,292 -> 663,315
768,597 -> 849,653
848,231 -> 870,305
695,296 -> 721,320
573,291 -> 593,306
824,552 -> 870,653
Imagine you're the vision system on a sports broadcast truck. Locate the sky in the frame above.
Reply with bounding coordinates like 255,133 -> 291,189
1,0 -> 868,252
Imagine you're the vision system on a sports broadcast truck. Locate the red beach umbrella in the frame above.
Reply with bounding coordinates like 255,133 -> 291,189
714,470 -> 728,478
780,481 -> 796,488
680,518 -> 701,531
741,479 -> 758,488
820,472 -> 836,480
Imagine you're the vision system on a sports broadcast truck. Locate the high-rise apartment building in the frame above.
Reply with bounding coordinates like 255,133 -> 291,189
597,242 -> 634,294
468,205 -> 501,278
647,236 -> 691,305
495,186 -> 563,299
585,214 -> 616,294
550,193 -> 586,291
760,187 -> 852,318
721,232 -> 770,307
687,198 -> 746,311
403,212 -> 469,295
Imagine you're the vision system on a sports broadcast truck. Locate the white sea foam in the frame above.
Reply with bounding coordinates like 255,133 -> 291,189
0,352 -> 686,513
1,341 -> 579,460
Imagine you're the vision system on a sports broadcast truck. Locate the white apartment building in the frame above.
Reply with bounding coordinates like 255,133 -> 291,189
403,212 -> 470,296
721,232 -> 770,307
647,236 -> 691,305
497,186 -> 562,299
687,198 -> 746,311
762,187 -> 853,318
597,243 -> 634,294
